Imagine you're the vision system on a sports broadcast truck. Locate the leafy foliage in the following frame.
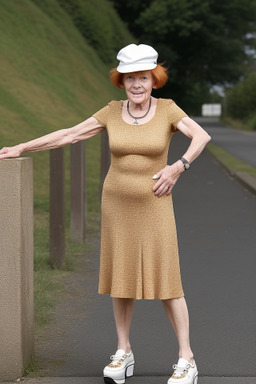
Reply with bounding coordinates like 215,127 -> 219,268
225,72 -> 256,130
226,72 -> 256,119
112,0 -> 256,113
56,0 -> 134,65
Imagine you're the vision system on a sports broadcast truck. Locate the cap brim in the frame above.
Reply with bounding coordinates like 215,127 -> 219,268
117,63 -> 157,73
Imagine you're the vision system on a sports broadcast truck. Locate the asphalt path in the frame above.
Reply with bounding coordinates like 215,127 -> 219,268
194,117 -> 256,168
19,121 -> 256,384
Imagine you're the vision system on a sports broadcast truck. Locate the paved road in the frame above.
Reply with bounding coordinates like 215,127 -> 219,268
16,121 -> 256,384
19,377 -> 256,384
194,117 -> 256,168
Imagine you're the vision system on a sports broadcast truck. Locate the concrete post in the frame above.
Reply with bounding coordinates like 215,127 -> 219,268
0,158 -> 34,381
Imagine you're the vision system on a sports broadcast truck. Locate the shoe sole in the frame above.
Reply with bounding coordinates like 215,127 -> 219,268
104,363 -> 134,384
168,372 -> 198,384
104,379 -> 116,384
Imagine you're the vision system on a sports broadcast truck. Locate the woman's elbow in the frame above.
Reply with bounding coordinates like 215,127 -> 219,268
194,131 -> 211,146
205,132 -> 211,144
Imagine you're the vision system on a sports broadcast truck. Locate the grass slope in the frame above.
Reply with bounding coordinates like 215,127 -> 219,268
0,0 -> 129,211
0,0 -> 130,330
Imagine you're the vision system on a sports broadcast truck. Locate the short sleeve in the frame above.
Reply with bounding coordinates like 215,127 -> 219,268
166,100 -> 188,133
92,102 -> 111,126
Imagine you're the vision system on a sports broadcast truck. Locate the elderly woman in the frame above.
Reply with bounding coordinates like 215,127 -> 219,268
0,44 -> 210,384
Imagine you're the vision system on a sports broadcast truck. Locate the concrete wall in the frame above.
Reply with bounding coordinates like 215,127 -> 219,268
0,158 -> 34,381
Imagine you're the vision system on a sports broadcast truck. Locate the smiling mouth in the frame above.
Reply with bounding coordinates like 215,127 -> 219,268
131,91 -> 144,95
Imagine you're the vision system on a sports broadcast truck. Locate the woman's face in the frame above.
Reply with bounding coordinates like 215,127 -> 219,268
123,70 -> 155,105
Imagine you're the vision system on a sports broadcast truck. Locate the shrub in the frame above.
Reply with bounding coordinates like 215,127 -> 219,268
226,72 -> 256,119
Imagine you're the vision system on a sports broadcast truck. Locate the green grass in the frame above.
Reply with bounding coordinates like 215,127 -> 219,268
207,142 -> 256,177
33,206 -> 95,327
221,115 -> 256,132
24,358 -> 41,377
0,0 -> 129,329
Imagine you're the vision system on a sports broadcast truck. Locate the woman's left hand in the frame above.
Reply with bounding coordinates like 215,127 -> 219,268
152,162 -> 184,197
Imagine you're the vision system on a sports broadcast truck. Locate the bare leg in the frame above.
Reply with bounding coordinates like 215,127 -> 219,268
112,298 -> 135,353
162,297 -> 194,362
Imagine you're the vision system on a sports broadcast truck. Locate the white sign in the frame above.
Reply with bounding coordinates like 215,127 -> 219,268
202,104 -> 222,116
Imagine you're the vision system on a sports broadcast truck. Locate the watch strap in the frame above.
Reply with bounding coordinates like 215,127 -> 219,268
180,157 -> 191,170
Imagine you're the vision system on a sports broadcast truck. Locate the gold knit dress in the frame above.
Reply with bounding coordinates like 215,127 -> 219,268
93,98 -> 187,300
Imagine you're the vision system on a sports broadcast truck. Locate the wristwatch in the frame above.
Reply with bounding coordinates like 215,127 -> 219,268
180,157 -> 191,171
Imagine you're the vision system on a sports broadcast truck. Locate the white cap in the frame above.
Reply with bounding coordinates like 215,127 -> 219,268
117,44 -> 158,73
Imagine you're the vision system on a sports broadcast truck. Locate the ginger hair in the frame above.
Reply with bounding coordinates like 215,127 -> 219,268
109,64 -> 168,89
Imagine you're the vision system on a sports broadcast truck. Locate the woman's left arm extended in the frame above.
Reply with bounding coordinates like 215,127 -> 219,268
153,117 -> 211,197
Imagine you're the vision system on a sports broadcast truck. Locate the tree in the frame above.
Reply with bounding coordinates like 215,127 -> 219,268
111,0 -> 256,113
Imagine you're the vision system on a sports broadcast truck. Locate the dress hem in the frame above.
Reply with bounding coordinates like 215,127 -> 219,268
98,289 -> 184,301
